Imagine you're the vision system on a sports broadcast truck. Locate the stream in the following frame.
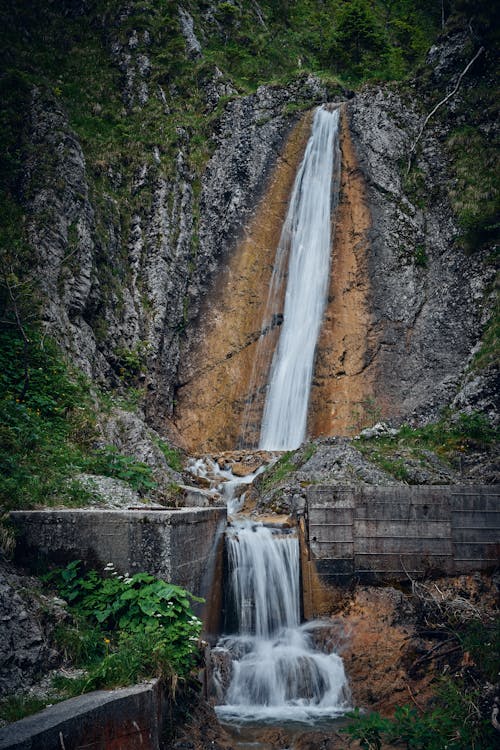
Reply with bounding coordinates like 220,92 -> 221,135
185,103 -> 349,747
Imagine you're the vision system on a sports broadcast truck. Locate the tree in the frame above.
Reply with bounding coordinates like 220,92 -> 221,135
334,0 -> 389,70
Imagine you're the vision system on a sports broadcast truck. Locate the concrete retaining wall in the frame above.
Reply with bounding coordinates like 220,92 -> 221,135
10,507 -> 226,599
305,485 -> 500,588
0,681 -> 166,750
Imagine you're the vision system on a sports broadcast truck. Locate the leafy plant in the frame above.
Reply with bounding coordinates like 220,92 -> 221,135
46,561 -> 204,683
156,439 -> 184,472
84,446 -> 157,494
343,707 -> 392,750
114,342 -> 151,383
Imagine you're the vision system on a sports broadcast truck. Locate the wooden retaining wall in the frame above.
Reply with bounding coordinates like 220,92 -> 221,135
304,485 -> 500,589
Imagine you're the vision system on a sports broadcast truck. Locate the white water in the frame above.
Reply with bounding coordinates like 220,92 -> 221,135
258,106 -> 341,451
186,456 -> 269,516
215,522 -> 350,724
189,109 -> 349,727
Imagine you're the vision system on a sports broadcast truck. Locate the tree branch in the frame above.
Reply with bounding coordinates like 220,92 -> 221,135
406,46 -> 485,175
2,271 -> 31,400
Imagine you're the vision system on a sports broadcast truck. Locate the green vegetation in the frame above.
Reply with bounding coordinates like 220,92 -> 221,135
260,451 -> 296,491
472,302 -> 500,371
156,439 -> 184,473
0,561 -> 203,720
198,0 -> 442,89
343,683 -> 497,749
357,411 -> 497,481
0,327 -> 97,512
343,616 -> 499,749
45,560 -> 203,689
447,126 -> 499,251
414,243 -> 428,268
0,323 -> 182,533
84,446 -> 157,494
0,695 -> 51,725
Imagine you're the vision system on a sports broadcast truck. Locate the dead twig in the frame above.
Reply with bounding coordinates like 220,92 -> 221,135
404,680 -> 426,712
410,644 -> 462,673
406,46 -> 485,174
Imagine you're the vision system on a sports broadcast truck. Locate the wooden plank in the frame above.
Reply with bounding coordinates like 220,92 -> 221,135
452,542 -> 500,558
355,520 -> 451,539
309,528 -> 354,541
450,497 -> 500,512
452,511 -> 500,527
309,508 -> 353,526
311,541 -> 354,559
354,536 -> 453,554
354,552 -> 454,575
355,502 -> 450,521
452,528 -> 500,543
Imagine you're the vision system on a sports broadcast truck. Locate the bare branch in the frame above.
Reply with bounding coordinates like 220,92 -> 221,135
406,46 -> 485,175
2,269 -> 31,400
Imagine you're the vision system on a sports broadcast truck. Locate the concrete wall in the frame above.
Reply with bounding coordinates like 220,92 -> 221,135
10,508 -> 226,599
304,485 -> 500,590
0,681 -> 166,750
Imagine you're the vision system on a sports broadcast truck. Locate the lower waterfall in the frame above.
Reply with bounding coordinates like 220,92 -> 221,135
214,520 -> 350,725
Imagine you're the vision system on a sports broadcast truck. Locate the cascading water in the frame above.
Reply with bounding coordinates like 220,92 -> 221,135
214,522 -> 350,724
192,107 -> 350,733
240,105 -> 341,451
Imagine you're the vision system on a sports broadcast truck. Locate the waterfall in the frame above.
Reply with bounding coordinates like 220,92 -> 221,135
198,106 -> 349,727
240,105 -> 341,451
214,522 -> 350,724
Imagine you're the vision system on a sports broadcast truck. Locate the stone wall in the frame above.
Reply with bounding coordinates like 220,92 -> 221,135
303,486 -> 499,605
10,508 -> 226,600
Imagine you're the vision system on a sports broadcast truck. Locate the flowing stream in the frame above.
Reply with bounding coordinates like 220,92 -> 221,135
240,105 -> 341,451
191,107 -> 349,739
214,521 -> 350,726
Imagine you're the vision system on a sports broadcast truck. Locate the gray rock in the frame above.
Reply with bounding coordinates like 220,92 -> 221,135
178,7 -> 202,58
348,78 -> 491,426
77,473 -> 147,508
297,439 -> 399,486
452,364 -> 500,427
0,562 -> 64,697
359,422 -> 400,439
97,407 -> 184,490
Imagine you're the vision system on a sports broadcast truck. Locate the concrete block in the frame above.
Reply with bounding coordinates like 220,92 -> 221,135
10,508 -> 227,599
0,681 -> 166,750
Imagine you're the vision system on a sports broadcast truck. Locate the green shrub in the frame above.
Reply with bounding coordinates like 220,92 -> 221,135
156,439 -> 184,472
343,678 -> 498,749
0,327 -> 97,510
84,446 -> 157,494
46,561 -> 204,685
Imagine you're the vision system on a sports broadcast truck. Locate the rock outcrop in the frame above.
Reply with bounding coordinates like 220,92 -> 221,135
0,561 -> 64,698
16,11 -> 497,451
348,80 -> 493,426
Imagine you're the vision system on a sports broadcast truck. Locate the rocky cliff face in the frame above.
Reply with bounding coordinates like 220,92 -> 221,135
22,39 -> 335,435
348,82 -> 492,425
16,7 -> 497,449
345,28 -> 497,429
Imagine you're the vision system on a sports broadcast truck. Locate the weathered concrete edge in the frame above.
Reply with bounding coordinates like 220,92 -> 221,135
0,680 -> 165,749
9,507 -> 222,524
9,506 -> 227,599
